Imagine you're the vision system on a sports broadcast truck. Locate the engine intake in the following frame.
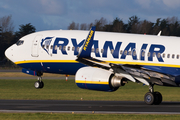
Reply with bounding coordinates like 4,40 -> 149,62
75,67 -> 126,92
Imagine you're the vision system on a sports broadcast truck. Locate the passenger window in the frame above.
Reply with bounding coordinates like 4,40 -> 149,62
133,51 -> 136,56
153,52 -> 156,57
72,47 -> 75,51
54,45 -> 57,50
172,54 -> 175,59
120,50 -> 123,54
59,45 -> 62,50
77,47 -> 79,52
91,48 -> 94,52
167,54 -> 170,58
142,51 -> 145,57
148,52 -> 151,57
128,51 -> 132,55
111,49 -> 114,54
177,55 -> 179,59
46,45 -> 49,49
96,48 -> 99,53
67,46 -> 70,51
162,53 -> 165,58
50,45 -> 53,49
42,45 -> 45,48
157,53 -> 161,58
124,50 -> 127,55
101,49 -> 104,53
63,46 -> 66,51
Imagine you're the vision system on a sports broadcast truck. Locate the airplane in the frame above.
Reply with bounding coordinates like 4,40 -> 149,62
5,26 -> 180,105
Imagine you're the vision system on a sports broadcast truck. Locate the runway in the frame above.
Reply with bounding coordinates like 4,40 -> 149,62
0,69 -> 21,72
0,100 -> 180,114
1,70 -> 180,114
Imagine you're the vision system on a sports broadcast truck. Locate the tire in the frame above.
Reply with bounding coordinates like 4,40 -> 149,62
34,81 -> 44,89
154,91 -> 162,105
144,92 -> 155,105
40,81 -> 44,88
34,81 -> 41,89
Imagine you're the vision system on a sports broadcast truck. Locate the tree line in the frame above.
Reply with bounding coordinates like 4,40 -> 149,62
68,16 -> 180,36
0,15 -> 36,67
0,15 -> 180,67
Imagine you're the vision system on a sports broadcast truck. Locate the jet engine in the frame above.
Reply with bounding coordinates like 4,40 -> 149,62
75,67 -> 126,92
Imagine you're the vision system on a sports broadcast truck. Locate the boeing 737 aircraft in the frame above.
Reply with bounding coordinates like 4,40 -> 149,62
5,26 -> 180,105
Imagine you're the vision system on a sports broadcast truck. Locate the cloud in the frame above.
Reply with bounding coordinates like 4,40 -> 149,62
38,0 -> 67,15
0,0 -> 67,16
0,0 -> 180,32
135,0 -> 151,8
162,0 -> 180,9
135,0 -> 180,10
17,0 -> 67,16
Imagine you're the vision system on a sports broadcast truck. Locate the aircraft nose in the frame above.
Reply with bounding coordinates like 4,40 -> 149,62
5,45 -> 13,61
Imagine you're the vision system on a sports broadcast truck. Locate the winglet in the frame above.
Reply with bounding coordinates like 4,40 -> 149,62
78,26 -> 96,58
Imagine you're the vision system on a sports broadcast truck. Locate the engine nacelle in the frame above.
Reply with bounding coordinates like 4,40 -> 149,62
75,67 -> 125,92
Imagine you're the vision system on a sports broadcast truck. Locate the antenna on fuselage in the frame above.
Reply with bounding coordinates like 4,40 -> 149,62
157,31 -> 162,36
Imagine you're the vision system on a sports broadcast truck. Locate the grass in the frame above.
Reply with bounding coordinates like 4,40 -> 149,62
0,78 -> 180,119
0,113 -> 180,120
0,79 -> 180,101
0,72 -> 65,77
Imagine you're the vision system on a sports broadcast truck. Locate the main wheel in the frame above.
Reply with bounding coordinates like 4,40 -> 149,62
144,92 -> 155,105
154,91 -> 162,105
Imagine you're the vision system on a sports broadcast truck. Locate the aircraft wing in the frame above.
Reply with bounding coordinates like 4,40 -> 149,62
76,27 -> 177,87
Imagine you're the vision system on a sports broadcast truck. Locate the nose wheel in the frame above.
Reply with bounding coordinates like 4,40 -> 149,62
34,76 -> 44,89
144,85 -> 162,105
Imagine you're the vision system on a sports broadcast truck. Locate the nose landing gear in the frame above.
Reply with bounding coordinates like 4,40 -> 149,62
34,72 -> 44,89
34,77 -> 44,89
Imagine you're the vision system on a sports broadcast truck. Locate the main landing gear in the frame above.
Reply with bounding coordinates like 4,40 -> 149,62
144,84 -> 162,105
34,72 -> 44,89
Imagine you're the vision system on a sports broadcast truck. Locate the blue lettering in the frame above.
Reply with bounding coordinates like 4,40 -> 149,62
49,37 -> 165,63
53,38 -> 69,55
121,43 -> 137,60
148,44 -> 165,62
102,41 -> 122,58
71,39 -> 85,55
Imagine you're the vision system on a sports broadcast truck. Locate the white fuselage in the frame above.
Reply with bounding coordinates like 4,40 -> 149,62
5,30 -> 180,75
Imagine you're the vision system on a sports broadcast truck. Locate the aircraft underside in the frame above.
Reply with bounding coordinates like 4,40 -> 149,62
19,61 -> 180,105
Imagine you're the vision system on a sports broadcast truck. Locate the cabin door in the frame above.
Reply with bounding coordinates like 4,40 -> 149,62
31,35 -> 42,57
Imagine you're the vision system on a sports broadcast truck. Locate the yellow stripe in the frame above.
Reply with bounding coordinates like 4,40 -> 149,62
15,59 -> 180,68
76,80 -> 108,85
15,60 -> 78,64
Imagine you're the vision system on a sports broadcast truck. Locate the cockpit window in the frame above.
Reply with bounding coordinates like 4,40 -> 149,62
16,40 -> 24,46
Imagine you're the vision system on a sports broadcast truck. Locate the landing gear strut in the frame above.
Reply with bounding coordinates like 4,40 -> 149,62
144,84 -> 162,105
34,72 -> 44,89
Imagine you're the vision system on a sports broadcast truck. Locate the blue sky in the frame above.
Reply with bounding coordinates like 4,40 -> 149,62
0,0 -> 180,32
